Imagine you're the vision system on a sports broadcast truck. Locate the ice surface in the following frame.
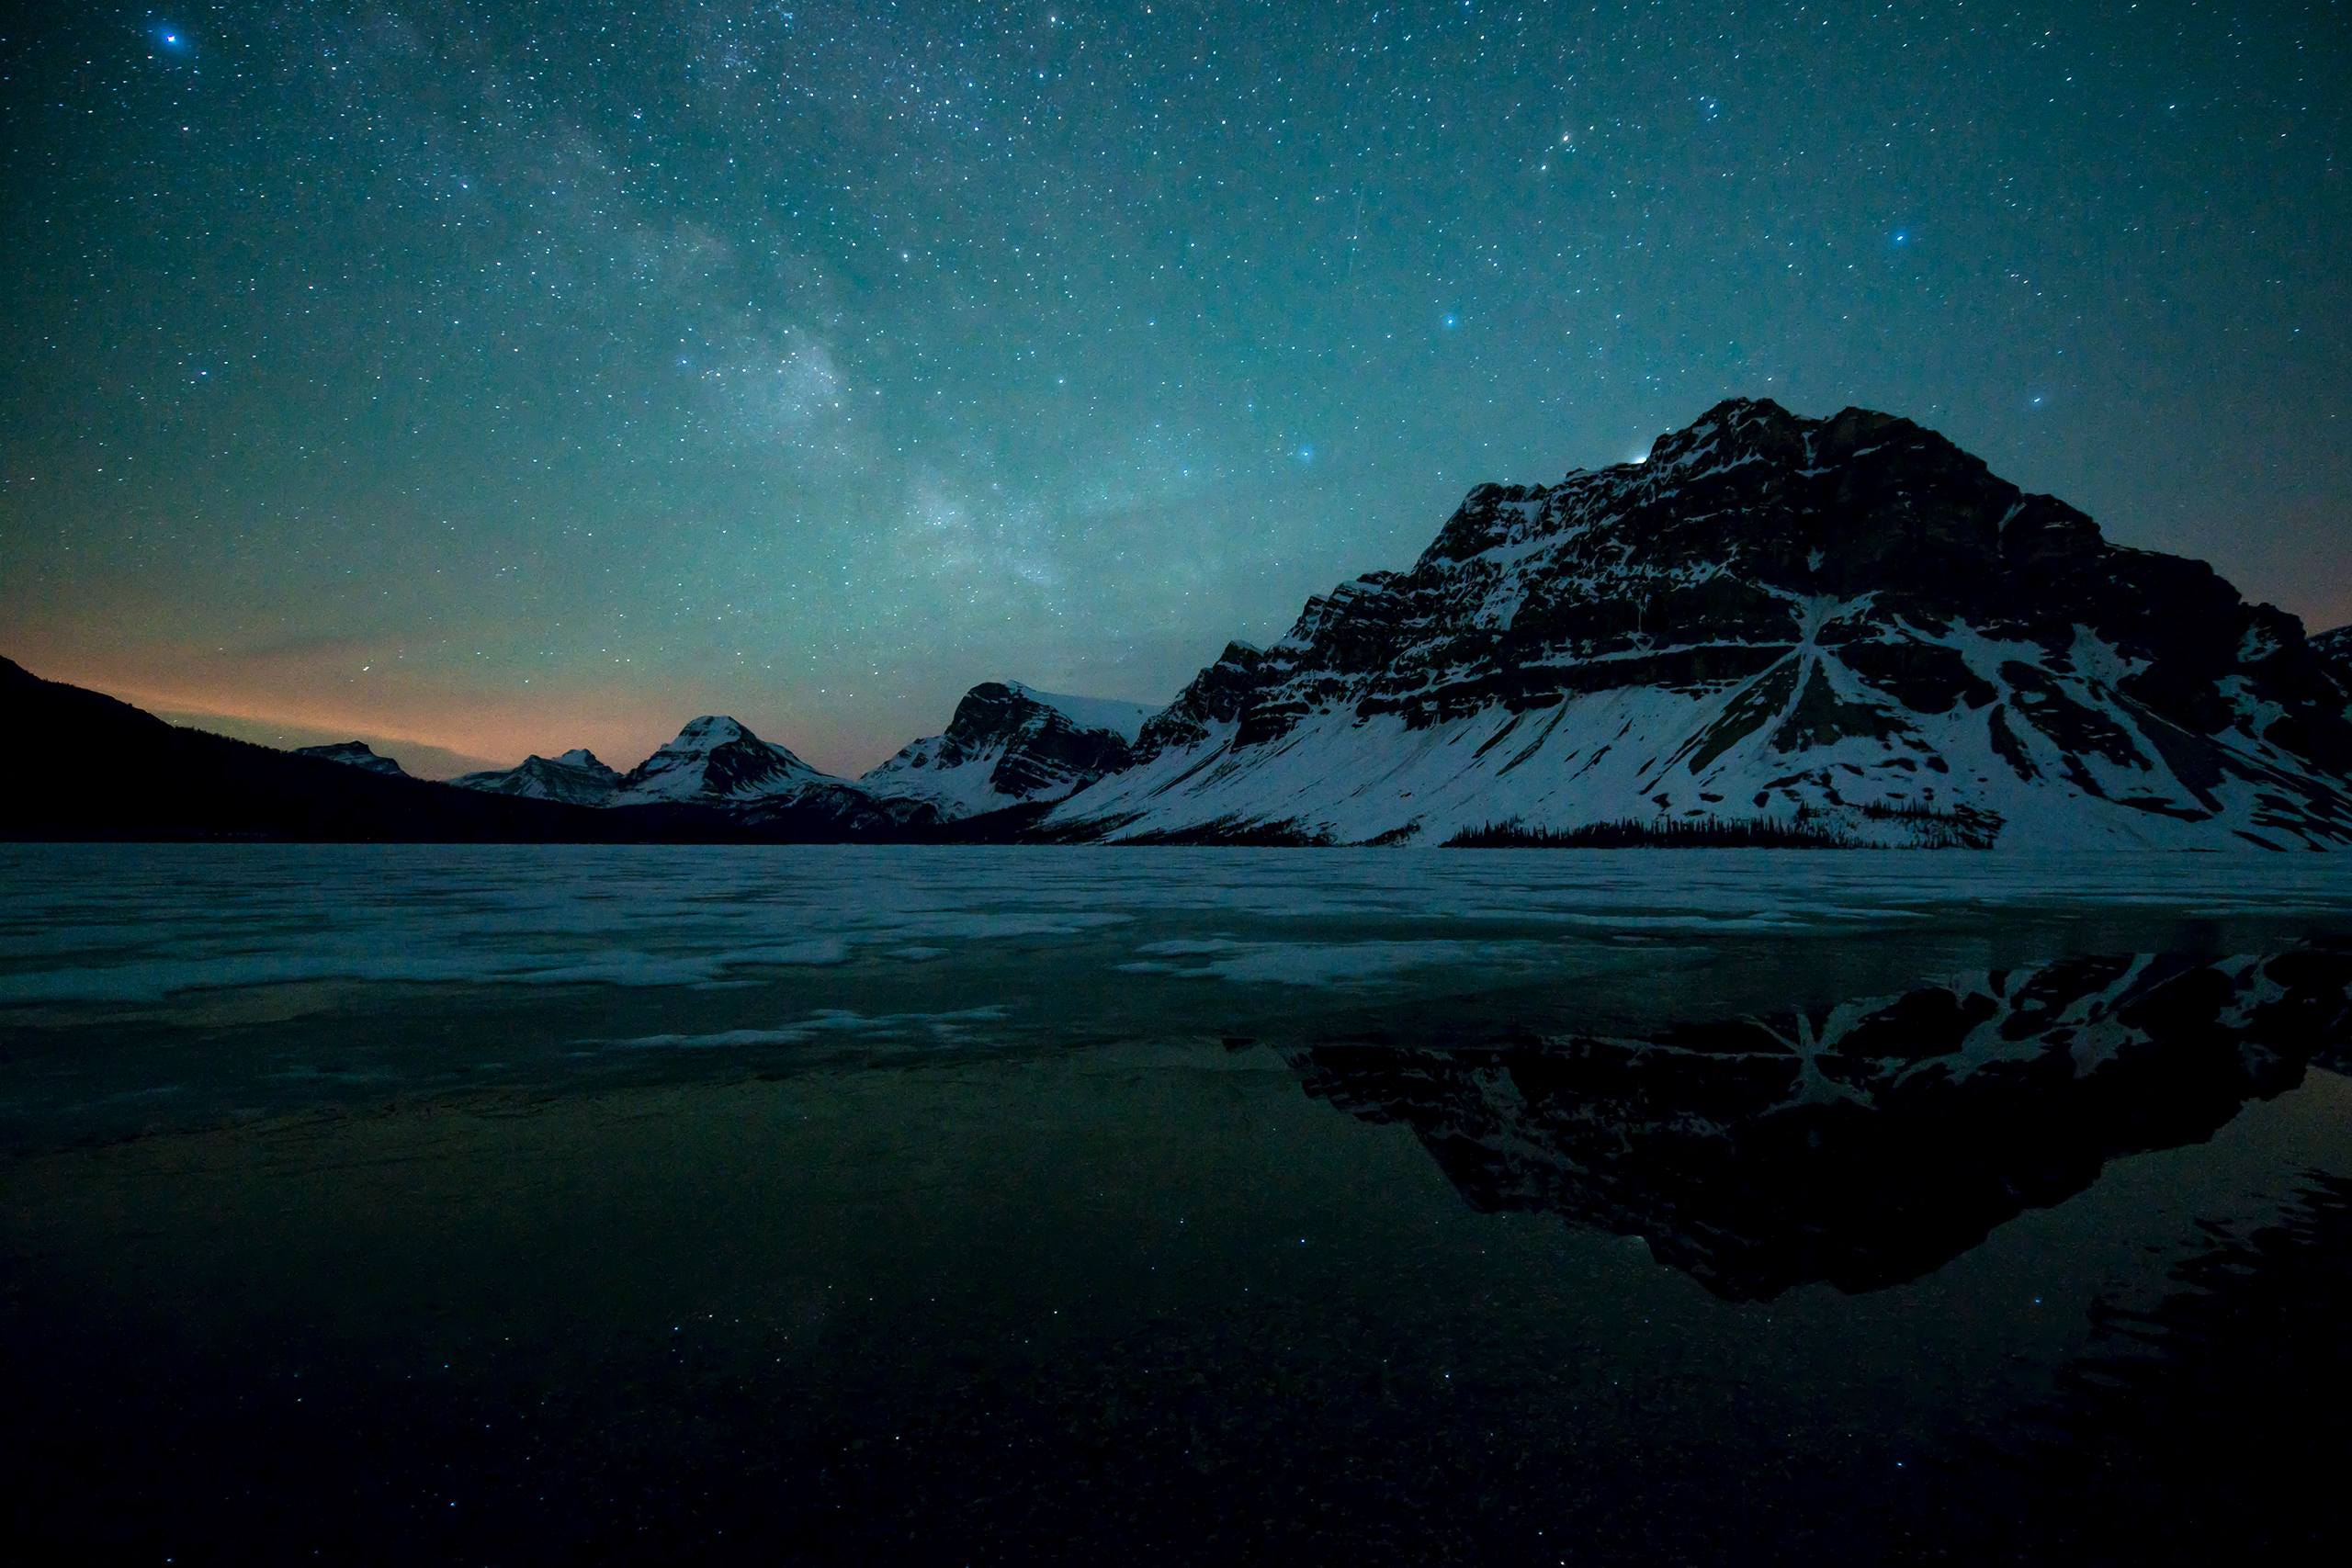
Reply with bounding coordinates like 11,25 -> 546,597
3,842 -> 2351,1149
612,1006 -> 1010,1049
4,844 -> 2348,1010
1117,937 -> 1573,987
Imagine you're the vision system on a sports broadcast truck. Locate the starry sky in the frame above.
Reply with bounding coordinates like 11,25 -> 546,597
2,2 -> 2346,777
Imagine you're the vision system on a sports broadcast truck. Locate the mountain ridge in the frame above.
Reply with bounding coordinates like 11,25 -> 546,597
292,740 -> 410,778
1046,398 -> 2352,848
11,399 -> 2350,847
450,748 -> 621,806
0,656 -> 798,843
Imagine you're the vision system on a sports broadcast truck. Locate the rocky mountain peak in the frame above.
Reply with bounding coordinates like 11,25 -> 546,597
1638,394 -> 1808,469
2313,626 -> 2352,720
1056,398 -> 2352,848
292,741 -> 408,778
665,715 -> 753,750
989,682 -> 1155,742
863,680 -> 1150,818
1132,640 -> 1274,760
2312,625 -> 2351,679
450,746 -> 621,806
619,714 -> 826,805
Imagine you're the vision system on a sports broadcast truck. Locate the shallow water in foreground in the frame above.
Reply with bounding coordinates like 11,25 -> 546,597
5,846 -> 2351,1563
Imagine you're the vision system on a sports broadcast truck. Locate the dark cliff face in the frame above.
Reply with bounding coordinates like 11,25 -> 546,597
2314,626 -> 2352,719
946,682 -> 1135,799
864,682 -> 1139,815
1133,643 -> 1272,755
1060,399 -> 2352,847
1290,944 -> 2352,1301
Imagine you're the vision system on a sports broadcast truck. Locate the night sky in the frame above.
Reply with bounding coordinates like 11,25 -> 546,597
3,2 -> 2345,777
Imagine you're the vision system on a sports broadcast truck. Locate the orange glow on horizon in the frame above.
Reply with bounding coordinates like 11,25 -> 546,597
17,644 -> 888,781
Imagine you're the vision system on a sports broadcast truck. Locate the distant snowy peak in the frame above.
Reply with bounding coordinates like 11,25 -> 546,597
862,680 -> 1150,818
293,741 -> 408,778
616,715 -> 832,806
665,715 -> 754,750
448,718 -> 938,833
452,748 -> 621,806
998,682 -> 1155,743
1051,396 -> 2352,849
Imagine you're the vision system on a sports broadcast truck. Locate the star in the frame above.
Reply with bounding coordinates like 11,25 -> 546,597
1,0 -> 2340,770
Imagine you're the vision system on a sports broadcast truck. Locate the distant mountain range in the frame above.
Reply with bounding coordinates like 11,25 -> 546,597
10,398 -> 2351,846
0,658 -> 892,844
458,714 -> 936,836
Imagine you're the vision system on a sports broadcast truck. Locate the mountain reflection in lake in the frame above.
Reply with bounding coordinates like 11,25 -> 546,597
4,847 -> 2350,1564
1294,946 -> 2352,1300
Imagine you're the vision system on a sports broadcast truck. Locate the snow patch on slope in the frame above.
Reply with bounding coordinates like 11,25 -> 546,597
1001,682 -> 1154,742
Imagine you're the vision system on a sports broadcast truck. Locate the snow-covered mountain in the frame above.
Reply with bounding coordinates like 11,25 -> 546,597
195,400 -> 2352,851
293,741 -> 408,777
450,748 -> 621,807
613,715 -> 829,807
1293,944 -> 2352,1299
466,715 -> 938,833
1049,399 -> 2352,848
861,681 -> 1154,818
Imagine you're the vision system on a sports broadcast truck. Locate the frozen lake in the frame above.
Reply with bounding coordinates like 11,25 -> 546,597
6,844 -> 2352,1560
6,843 -> 2352,1144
